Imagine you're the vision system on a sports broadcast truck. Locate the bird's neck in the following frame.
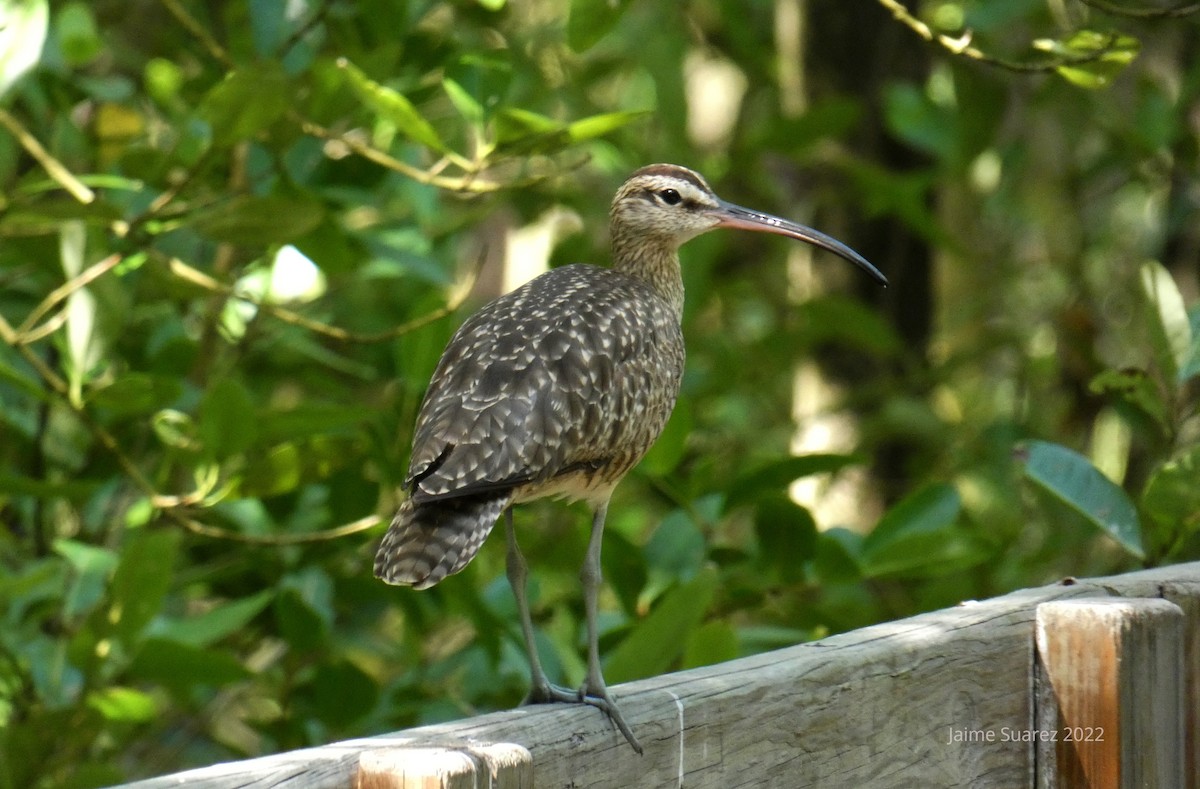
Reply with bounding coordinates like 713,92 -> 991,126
610,230 -> 685,322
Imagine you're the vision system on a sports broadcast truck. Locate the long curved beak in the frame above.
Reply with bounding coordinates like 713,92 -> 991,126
712,200 -> 888,287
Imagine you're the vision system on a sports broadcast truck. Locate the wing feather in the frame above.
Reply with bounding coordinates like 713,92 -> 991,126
405,264 -> 683,502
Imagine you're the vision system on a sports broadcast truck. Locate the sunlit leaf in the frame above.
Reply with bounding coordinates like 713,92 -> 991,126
564,110 -> 648,142
1019,440 -> 1143,558
337,57 -> 445,151
442,77 -> 484,127
1140,260 -> 1192,382
1034,31 -> 1140,89
0,0 -> 48,98
86,686 -> 158,722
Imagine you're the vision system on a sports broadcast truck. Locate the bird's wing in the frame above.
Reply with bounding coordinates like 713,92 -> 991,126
405,265 -> 683,503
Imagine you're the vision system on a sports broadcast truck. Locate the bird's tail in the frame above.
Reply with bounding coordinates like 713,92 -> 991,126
374,494 -> 509,589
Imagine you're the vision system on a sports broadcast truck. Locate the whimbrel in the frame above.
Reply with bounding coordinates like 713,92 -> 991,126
375,164 -> 886,752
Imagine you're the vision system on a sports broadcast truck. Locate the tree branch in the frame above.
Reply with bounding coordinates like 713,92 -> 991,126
0,108 -> 95,204
876,0 -> 1126,73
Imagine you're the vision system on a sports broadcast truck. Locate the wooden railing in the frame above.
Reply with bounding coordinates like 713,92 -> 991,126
119,562 -> 1199,788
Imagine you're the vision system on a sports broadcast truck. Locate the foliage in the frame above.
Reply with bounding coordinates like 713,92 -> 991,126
0,0 -> 1197,785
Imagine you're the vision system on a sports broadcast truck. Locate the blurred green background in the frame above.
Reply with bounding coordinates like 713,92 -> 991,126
0,0 -> 1197,785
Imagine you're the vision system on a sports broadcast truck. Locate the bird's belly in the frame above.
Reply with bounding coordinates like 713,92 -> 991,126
511,466 -> 623,508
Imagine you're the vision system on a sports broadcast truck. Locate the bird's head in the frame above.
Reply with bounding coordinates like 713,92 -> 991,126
610,163 -> 887,287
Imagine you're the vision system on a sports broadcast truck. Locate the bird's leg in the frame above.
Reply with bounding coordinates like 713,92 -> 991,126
505,508 -> 576,705
577,500 -> 643,754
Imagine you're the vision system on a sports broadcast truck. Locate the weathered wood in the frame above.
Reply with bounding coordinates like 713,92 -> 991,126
355,743 -> 532,789
116,562 -> 1200,789
1035,598 -> 1185,788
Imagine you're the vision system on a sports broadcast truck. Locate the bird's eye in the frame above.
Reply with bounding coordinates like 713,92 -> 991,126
659,188 -> 682,206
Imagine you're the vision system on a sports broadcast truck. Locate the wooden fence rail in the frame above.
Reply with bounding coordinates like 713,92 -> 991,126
119,562 -> 1199,789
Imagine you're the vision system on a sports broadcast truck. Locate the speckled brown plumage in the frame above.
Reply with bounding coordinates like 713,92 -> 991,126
374,163 -> 885,753
375,263 -> 684,588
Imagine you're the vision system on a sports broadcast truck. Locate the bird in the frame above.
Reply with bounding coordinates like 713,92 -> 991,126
374,163 -> 887,753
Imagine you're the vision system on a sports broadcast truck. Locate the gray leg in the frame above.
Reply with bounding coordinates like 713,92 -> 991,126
578,500 -> 643,754
504,508 -> 575,704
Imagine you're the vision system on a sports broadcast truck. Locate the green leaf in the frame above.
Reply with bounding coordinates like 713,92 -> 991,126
604,567 -> 718,684
442,77 -> 484,128
110,530 -> 181,647
274,567 -> 333,651
337,57 -> 445,151
147,590 -> 274,648
128,638 -> 248,689
152,409 -> 199,451
564,110 -> 648,142
754,496 -> 817,582
1035,30 -> 1140,89
0,474 -> 100,500
0,0 -> 47,98
1142,445 -> 1200,545
199,62 -> 290,145
1019,440 -> 1144,558
638,399 -> 691,475
54,539 -> 118,620
190,194 -> 325,246
238,434 -> 361,497
813,528 -> 864,584
86,686 -> 158,722
794,295 -> 904,357
883,82 -> 956,160
1088,368 -> 1168,431
495,108 -> 646,153
567,0 -> 631,52
55,2 -> 102,66
861,483 -> 985,578
199,377 -> 258,461
88,373 -> 182,419
681,620 -> 738,670
308,659 -> 378,728
1181,305 -> 1200,382
601,528 -> 646,618
643,508 -> 705,582
1140,260 -> 1192,383
726,454 -> 861,511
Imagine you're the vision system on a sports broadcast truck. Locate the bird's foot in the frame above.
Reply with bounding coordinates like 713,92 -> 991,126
577,683 -> 643,755
522,680 -> 580,706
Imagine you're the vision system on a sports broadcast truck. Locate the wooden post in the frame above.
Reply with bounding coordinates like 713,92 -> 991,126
355,743 -> 532,789
1035,598 -> 1185,788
